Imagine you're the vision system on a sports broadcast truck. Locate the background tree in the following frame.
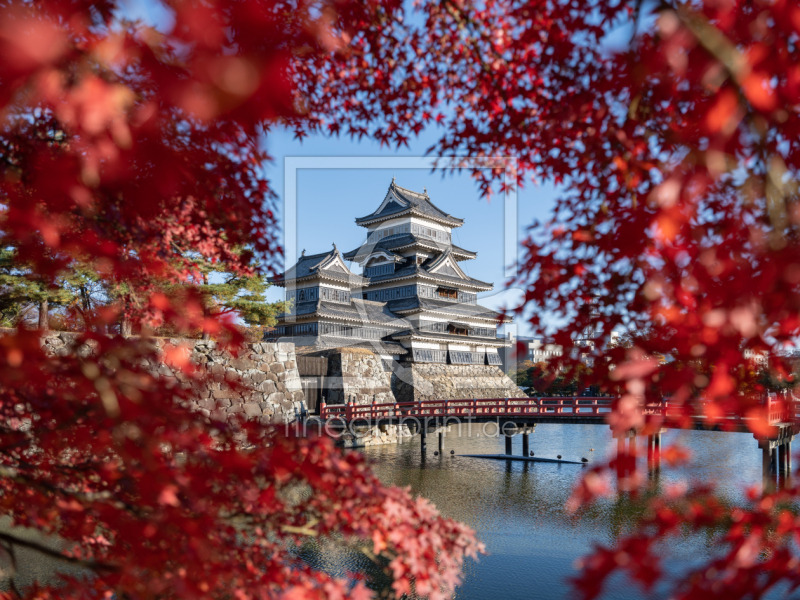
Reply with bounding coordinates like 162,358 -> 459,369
0,246 -> 75,329
511,360 -> 592,397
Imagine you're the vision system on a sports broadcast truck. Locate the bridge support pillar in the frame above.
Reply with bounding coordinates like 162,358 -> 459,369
779,443 -> 787,474
504,434 -> 513,456
787,440 -> 792,475
763,445 -> 775,494
522,433 -> 530,457
646,432 -> 662,474
420,426 -> 427,454
438,429 -> 444,453
772,446 -> 779,476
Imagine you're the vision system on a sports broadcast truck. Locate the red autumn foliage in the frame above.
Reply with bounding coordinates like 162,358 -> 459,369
0,1 -> 483,598
6,0 -> 800,598
302,0 -> 800,597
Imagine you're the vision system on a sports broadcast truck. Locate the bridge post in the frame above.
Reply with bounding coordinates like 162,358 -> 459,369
787,440 -> 793,475
772,446 -> 779,476
504,434 -> 513,456
763,445 -> 775,494
654,432 -> 662,472
438,427 -> 444,453
420,424 -> 427,454
779,443 -> 787,474
522,432 -> 529,457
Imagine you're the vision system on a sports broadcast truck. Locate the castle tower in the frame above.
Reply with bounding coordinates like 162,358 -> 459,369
269,180 -> 511,365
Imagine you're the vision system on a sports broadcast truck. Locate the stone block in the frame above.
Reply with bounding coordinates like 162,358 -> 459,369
284,360 -> 296,370
266,392 -> 285,404
230,358 -> 257,370
257,381 -> 277,394
251,371 -> 267,383
213,390 -> 235,399
243,403 -> 262,418
270,363 -> 285,374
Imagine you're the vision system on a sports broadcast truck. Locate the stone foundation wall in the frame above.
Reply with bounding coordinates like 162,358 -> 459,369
392,363 -> 528,403
311,347 -> 396,405
36,332 -> 306,424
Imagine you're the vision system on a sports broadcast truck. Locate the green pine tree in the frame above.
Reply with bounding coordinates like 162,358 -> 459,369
166,248 -> 288,340
0,248 -> 76,330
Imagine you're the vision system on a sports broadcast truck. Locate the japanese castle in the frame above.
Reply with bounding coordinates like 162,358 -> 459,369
268,180 -> 510,365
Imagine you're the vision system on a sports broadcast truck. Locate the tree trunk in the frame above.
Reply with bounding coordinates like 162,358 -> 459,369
201,272 -> 210,340
38,298 -> 49,331
121,297 -> 132,337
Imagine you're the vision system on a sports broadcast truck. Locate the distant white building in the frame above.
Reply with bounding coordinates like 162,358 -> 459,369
529,338 -> 564,362
744,348 -> 769,367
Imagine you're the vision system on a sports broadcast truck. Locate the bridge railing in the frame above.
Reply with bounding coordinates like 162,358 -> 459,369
317,394 -> 798,424
318,397 -> 618,421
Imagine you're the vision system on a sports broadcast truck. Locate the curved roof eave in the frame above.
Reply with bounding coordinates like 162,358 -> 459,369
355,207 -> 464,228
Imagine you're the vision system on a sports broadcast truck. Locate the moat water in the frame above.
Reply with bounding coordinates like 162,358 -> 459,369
336,423 -> 773,600
2,423 -> 786,598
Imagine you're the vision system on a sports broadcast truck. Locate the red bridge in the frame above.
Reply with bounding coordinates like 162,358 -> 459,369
315,394 -> 800,491
319,395 -> 798,428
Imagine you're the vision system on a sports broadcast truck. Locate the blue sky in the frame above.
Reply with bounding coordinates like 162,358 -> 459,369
117,0 -> 563,337
261,126 -> 560,337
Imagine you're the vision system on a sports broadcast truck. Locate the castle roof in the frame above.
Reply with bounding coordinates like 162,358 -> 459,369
355,180 -> 464,228
366,249 -> 493,291
281,298 -> 411,327
269,247 -> 366,287
390,328 -> 512,347
308,337 -> 409,354
342,234 -> 477,262
387,297 -> 511,323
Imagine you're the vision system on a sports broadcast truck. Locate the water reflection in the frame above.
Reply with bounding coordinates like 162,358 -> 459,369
358,423 -> 767,600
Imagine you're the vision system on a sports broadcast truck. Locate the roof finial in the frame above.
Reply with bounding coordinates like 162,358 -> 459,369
301,248 -> 306,257
392,176 -> 396,184
332,242 -> 337,251
424,186 -> 427,195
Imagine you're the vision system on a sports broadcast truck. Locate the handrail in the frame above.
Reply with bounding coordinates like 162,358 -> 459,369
317,395 -> 795,425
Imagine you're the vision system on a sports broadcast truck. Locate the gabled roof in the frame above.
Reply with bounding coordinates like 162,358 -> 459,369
355,180 -> 464,228
365,261 -> 493,291
269,246 -> 366,287
342,234 -> 477,262
425,247 -> 470,279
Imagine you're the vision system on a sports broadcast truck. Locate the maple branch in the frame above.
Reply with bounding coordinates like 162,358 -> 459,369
0,532 -> 119,572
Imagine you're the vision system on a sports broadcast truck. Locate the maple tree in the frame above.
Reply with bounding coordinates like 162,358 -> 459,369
6,0 -> 800,597
303,0 -> 800,597
0,0 -> 482,598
